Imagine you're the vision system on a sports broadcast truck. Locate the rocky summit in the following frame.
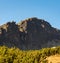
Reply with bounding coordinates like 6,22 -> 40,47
0,17 -> 60,50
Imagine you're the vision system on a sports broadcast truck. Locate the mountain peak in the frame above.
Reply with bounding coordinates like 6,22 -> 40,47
0,17 -> 60,50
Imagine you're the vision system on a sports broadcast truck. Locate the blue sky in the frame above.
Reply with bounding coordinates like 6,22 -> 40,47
0,0 -> 60,29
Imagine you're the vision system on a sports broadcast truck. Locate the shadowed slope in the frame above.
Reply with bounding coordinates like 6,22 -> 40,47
0,17 -> 60,50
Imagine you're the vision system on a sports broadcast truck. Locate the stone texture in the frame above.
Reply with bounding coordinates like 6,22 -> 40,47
0,17 -> 60,50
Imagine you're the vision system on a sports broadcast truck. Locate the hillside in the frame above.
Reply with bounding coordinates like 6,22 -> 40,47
0,46 -> 60,63
46,55 -> 60,63
0,17 -> 60,50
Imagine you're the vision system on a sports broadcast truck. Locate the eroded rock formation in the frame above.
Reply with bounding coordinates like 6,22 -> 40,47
0,17 -> 60,50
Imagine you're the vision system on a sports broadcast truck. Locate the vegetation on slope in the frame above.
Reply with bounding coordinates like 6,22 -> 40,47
0,46 -> 60,63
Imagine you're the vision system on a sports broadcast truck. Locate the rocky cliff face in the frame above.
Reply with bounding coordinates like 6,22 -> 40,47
0,17 -> 60,50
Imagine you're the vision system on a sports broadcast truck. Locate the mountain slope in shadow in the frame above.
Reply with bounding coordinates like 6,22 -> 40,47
0,17 -> 60,50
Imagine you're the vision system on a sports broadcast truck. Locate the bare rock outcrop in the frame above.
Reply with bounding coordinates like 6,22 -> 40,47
0,17 -> 60,50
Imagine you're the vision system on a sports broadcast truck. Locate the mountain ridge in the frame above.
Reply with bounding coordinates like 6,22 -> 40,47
0,17 -> 60,50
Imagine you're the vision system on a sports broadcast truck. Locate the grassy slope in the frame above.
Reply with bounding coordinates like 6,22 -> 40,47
0,46 -> 60,63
